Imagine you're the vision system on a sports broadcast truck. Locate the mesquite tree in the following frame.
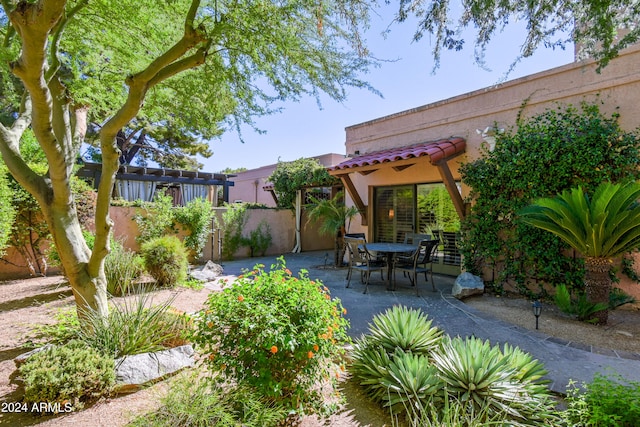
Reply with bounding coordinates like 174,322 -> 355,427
0,0 -> 374,318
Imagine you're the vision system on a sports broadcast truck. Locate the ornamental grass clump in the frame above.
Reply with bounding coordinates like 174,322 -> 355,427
193,257 -> 350,416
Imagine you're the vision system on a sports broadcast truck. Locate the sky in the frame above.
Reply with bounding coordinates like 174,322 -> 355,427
201,4 -> 575,173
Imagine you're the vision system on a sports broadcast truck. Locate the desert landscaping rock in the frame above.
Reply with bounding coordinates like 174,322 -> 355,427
189,260 -> 224,282
451,272 -> 484,299
14,344 -> 54,367
114,344 -> 195,393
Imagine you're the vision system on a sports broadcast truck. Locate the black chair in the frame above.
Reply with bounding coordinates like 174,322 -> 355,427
344,236 -> 385,294
393,239 -> 439,295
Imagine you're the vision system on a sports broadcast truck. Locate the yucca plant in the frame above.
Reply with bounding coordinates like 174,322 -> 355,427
367,306 -> 444,355
432,337 -> 556,425
520,182 -> 640,324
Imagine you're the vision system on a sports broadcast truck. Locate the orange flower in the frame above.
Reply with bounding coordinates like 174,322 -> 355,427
313,344 -> 319,352
206,321 -> 213,328
342,308 -> 347,315
308,351 -> 314,359
324,294 -> 330,300
340,364 -> 345,371
285,268 -> 292,275
208,354 -> 215,360
237,295 -> 245,302
270,345 -> 278,354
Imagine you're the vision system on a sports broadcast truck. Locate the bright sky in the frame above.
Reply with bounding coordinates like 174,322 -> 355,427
201,5 -> 575,173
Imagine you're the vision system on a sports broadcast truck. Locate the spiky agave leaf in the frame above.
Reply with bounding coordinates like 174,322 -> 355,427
432,337 -> 558,425
379,348 -> 442,415
367,306 -> 443,356
349,336 -> 393,403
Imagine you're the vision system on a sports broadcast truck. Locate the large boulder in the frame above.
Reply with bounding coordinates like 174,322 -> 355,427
452,272 -> 484,299
189,260 -> 223,282
115,344 -> 195,393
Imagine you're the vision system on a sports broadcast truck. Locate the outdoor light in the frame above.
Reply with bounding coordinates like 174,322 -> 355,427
388,209 -> 395,219
532,300 -> 542,330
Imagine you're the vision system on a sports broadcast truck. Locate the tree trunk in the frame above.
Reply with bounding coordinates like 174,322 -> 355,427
334,226 -> 346,267
45,201 -> 109,319
584,257 -> 611,325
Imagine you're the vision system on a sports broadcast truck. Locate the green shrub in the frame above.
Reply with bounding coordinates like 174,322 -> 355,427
174,197 -> 215,258
0,166 -> 15,257
105,239 -> 145,296
19,340 -> 115,411
216,202 -> 249,260
33,308 -> 81,344
134,192 -> 175,244
564,373 -> 640,427
77,294 -> 187,358
129,373 -> 288,427
246,219 -> 272,257
193,257 -> 350,415
141,235 -> 188,287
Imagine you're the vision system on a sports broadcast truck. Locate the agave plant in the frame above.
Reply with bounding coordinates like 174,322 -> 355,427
520,181 -> 640,324
380,348 -> 442,415
367,306 -> 444,356
350,337 -> 393,403
431,337 -> 556,425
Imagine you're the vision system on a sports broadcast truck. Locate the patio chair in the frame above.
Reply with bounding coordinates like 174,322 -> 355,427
393,239 -> 439,295
344,236 -> 385,294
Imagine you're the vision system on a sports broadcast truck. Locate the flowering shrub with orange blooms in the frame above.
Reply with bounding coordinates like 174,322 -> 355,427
192,257 -> 349,415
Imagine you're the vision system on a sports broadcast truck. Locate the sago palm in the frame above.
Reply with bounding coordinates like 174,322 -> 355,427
306,191 -> 359,267
519,181 -> 640,324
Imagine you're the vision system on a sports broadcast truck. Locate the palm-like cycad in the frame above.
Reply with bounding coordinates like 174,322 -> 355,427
519,181 -> 640,324
306,191 -> 359,267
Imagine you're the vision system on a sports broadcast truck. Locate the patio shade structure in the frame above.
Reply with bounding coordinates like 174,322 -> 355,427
77,162 -> 235,205
328,138 -> 467,225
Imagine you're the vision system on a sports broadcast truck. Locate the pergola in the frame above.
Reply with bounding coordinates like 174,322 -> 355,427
77,162 -> 235,206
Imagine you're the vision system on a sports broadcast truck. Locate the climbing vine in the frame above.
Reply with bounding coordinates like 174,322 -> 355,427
267,158 -> 339,209
460,101 -> 640,297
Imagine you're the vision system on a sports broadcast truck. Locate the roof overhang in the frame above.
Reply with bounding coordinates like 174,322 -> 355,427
329,138 -> 465,174
328,138 -> 467,224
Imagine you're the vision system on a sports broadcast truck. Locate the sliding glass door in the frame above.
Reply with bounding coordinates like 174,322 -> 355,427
374,183 -> 460,243
374,185 -> 415,243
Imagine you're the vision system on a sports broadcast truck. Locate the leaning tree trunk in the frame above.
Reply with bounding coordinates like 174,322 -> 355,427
584,257 -> 612,325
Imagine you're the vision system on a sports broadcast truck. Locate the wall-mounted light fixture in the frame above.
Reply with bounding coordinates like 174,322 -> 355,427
388,209 -> 395,219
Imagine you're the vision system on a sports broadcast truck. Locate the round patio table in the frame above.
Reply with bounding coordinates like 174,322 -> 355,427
364,242 -> 418,290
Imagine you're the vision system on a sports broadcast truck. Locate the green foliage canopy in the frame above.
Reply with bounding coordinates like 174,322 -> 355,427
268,158 -> 339,209
459,102 -> 640,296
395,0 -> 640,71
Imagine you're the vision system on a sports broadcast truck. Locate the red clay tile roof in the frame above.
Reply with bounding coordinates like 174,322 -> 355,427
329,138 -> 466,172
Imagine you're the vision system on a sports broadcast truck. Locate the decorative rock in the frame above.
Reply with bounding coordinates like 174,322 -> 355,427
452,272 -> 485,299
189,260 -> 224,282
114,344 -> 195,393
14,344 -> 54,367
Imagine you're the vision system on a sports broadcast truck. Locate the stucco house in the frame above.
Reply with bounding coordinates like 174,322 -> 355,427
329,44 -> 640,276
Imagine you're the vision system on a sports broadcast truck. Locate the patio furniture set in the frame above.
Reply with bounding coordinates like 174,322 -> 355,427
343,233 -> 440,295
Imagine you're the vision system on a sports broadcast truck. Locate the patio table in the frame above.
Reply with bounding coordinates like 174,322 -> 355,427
364,242 -> 419,289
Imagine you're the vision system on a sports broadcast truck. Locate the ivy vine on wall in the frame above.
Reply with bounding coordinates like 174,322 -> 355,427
459,101 -> 640,297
